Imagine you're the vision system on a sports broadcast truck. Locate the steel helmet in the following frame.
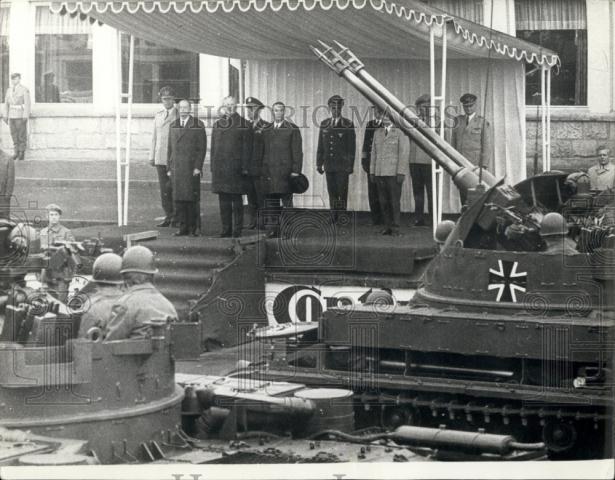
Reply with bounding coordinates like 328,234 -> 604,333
364,289 -> 395,306
540,212 -> 568,237
120,245 -> 158,275
92,253 -> 123,284
434,220 -> 455,244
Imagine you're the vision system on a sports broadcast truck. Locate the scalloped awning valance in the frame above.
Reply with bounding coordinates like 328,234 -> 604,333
50,0 -> 559,67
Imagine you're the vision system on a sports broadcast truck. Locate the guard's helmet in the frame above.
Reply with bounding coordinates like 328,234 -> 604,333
120,245 -> 158,275
434,220 -> 455,244
540,212 -> 568,237
364,289 -> 395,306
92,253 -> 123,284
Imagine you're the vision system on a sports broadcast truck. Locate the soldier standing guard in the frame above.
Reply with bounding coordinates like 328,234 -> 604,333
316,95 -> 356,222
3,73 -> 31,161
451,93 -> 493,206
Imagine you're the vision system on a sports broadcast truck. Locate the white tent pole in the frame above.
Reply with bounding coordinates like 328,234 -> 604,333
115,30 -> 122,227
238,59 -> 244,104
546,67 -> 552,172
436,21 -> 447,228
429,27 -> 436,230
123,35 -> 134,226
540,65 -> 547,172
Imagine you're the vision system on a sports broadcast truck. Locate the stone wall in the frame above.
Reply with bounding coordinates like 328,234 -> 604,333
526,112 -> 615,176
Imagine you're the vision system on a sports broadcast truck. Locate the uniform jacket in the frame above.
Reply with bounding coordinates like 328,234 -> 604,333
370,126 -> 410,177
316,117 -> 356,173
262,120 -> 303,194
40,223 -> 74,250
78,284 -> 124,337
246,118 -> 270,176
4,84 -> 31,119
150,106 -> 178,166
0,149 -> 15,197
104,282 -> 178,341
210,112 -> 253,194
451,113 -> 493,169
410,114 -> 440,166
167,116 -> 207,202
587,162 -> 615,191
361,119 -> 383,173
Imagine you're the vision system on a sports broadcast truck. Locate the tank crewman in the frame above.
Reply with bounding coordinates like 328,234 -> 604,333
104,245 -> 178,341
361,105 -> 384,226
451,93 -> 493,206
0,148 -> 15,219
261,101 -> 303,235
3,73 -> 31,161
150,86 -> 178,227
540,212 -> 578,255
316,95 -> 356,221
244,96 -> 269,229
210,96 -> 252,239
409,94 -> 434,227
370,112 -> 409,236
587,146 -> 615,191
40,204 -> 76,301
77,253 -> 124,337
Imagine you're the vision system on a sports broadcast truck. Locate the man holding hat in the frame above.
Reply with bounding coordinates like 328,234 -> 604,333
316,95 -> 356,221
150,86 -> 178,227
452,93 -> 493,205
77,252 -> 124,337
409,94 -> 434,226
3,73 -> 31,161
244,96 -> 269,229
104,245 -> 177,341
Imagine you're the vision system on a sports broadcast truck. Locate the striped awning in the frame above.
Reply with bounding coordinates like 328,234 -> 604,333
49,0 -> 559,66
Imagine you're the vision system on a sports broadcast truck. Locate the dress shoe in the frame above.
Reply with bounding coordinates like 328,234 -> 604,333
218,232 -> 232,238
18,152 -> 25,161
173,231 -> 188,236
156,220 -> 171,227
414,218 -> 426,227
191,232 -> 199,237
380,228 -> 392,235
232,232 -> 241,238
247,223 -> 257,230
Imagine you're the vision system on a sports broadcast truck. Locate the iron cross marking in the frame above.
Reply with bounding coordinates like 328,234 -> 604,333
488,260 -> 528,302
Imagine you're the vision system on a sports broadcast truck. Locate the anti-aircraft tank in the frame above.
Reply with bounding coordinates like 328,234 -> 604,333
252,42 -> 614,459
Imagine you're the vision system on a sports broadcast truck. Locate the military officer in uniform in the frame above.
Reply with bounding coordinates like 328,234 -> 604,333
3,73 -> 31,161
409,94 -> 435,226
451,93 -> 493,206
39,204 -> 76,301
244,97 -> 269,229
587,146 -> 615,191
150,86 -> 178,227
316,95 -> 356,221
77,253 -> 124,338
361,105 -> 384,226
104,245 -> 178,341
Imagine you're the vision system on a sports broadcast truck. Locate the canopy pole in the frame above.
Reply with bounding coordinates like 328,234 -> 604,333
115,30 -> 123,227
238,59 -> 245,105
546,67 -> 551,172
429,22 -> 446,234
540,65 -> 547,172
123,34 -> 134,226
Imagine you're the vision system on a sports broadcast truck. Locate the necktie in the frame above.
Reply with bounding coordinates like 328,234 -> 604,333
164,109 -> 169,119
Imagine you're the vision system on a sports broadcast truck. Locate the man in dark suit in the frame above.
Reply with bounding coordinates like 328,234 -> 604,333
244,96 -> 269,229
316,95 -> 356,221
167,99 -> 207,236
361,105 -> 384,225
409,94 -> 434,226
451,93 -> 493,206
211,96 -> 252,238
262,102 -> 303,235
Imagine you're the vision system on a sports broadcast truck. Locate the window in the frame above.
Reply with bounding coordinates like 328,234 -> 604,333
121,37 -> 199,103
423,0 -> 483,23
516,0 -> 587,106
35,7 -> 93,103
0,8 -> 9,99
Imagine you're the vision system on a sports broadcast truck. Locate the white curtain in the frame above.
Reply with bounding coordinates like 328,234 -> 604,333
246,58 -> 526,214
427,0 -> 484,23
515,0 -> 586,30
